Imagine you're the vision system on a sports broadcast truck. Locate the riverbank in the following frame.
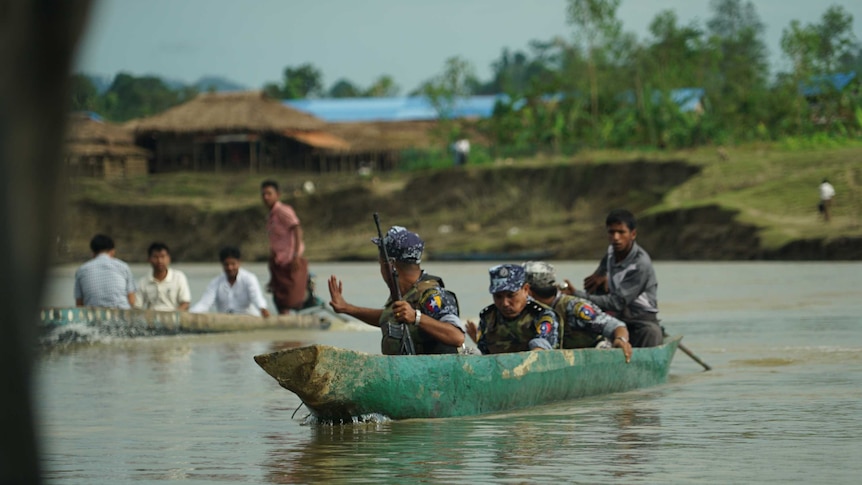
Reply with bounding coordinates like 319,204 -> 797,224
56,143 -> 862,263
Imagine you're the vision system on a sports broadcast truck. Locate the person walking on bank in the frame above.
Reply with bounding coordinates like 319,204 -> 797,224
819,178 -> 836,222
261,180 -> 310,313
136,242 -> 191,311
74,234 -> 136,309
190,246 -> 270,317
562,209 -> 663,348
327,225 -> 465,355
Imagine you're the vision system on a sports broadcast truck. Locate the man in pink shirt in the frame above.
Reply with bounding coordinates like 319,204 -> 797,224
261,180 -> 309,313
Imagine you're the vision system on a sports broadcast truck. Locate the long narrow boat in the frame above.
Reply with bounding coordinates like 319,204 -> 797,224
254,337 -> 680,421
39,306 -> 335,337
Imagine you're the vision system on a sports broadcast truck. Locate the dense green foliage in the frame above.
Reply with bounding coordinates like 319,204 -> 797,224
71,1 -> 861,151
470,0 -> 862,152
70,73 -> 198,121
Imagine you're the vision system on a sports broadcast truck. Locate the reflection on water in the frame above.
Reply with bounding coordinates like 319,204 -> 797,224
259,396 -> 669,484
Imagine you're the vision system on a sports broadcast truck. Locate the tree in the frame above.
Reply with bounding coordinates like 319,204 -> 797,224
265,63 -> 324,99
420,56 -> 477,118
101,73 -> 197,121
364,75 -> 400,97
816,5 -> 858,73
69,74 -> 100,112
328,78 -> 361,98
704,0 -> 770,140
781,20 -> 820,77
644,10 -> 704,89
418,56 -> 478,145
779,6 -> 859,134
566,0 -> 622,123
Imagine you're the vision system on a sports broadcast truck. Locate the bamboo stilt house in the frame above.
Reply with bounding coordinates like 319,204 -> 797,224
125,91 -> 351,173
64,112 -> 150,179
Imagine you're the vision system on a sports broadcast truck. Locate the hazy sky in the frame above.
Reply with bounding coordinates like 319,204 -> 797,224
76,0 -> 862,92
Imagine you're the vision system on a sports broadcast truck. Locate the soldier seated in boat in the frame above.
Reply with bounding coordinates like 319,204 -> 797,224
524,261 -> 631,363
471,263 -> 560,354
327,226 -> 466,355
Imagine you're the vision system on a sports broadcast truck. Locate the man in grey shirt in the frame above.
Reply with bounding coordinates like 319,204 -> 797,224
74,234 -> 136,309
563,209 -> 663,347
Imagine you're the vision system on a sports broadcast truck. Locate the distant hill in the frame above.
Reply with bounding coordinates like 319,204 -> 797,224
85,73 -> 248,93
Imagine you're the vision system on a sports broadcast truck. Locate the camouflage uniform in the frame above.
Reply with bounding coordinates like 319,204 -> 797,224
477,263 -> 559,354
552,294 -> 625,349
372,226 -> 465,355
476,299 -> 559,354
523,261 -> 626,349
379,273 -> 462,355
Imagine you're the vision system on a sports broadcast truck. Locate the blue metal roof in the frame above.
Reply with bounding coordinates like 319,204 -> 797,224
670,88 -> 705,112
285,95 -> 505,122
286,89 -> 704,123
617,88 -> 704,113
800,71 -> 857,97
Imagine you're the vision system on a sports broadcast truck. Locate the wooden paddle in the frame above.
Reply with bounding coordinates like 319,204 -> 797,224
677,340 -> 711,371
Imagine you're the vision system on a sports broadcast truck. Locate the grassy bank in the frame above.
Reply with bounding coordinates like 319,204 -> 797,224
64,142 -> 862,262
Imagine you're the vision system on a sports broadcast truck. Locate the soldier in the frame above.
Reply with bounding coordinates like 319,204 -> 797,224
328,226 -> 465,355
524,261 -> 631,363
472,263 -> 559,354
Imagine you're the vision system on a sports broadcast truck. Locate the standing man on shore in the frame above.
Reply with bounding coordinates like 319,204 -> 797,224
136,242 -> 191,311
74,234 -> 136,309
819,178 -> 836,222
563,209 -> 663,347
261,180 -> 309,313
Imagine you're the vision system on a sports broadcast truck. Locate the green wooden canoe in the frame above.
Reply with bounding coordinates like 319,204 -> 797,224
254,336 -> 680,421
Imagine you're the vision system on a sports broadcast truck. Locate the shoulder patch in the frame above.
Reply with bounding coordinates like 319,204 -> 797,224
574,301 -> 597,321
480,304 -> 496,317
525,300 -> 549,315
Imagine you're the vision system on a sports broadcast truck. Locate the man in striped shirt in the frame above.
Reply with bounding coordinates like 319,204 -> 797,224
74,234 -> 136,309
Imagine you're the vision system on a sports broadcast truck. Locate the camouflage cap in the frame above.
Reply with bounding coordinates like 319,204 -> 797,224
371,226 -> 424,263
488,263 -> 526,294
523,261 -> 557,290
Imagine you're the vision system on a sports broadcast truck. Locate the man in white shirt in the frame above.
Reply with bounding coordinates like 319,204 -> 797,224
819,178 -> 836,222
453,138 -> 470,166
137,242 -> 191,311
190,246 -> 270,317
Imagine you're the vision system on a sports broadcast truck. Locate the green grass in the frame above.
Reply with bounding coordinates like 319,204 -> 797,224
68,140 -> 862,255
636,142 -> 862,249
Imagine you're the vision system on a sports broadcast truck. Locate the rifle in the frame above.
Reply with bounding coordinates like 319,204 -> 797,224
373,213 -> 416,355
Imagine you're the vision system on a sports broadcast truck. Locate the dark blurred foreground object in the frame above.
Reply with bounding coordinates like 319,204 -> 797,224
0,1 -> 93,482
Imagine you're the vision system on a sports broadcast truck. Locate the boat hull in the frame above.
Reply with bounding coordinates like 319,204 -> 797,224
254,337 -> 680,420
40,306 -> 330,334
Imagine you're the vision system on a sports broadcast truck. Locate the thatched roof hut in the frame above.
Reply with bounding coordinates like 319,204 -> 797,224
127,91 -> 351,172
127,91 -> 328,134
65,113 -> 150,179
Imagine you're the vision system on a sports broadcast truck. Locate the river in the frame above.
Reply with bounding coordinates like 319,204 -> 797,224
36,261 -> 862,483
